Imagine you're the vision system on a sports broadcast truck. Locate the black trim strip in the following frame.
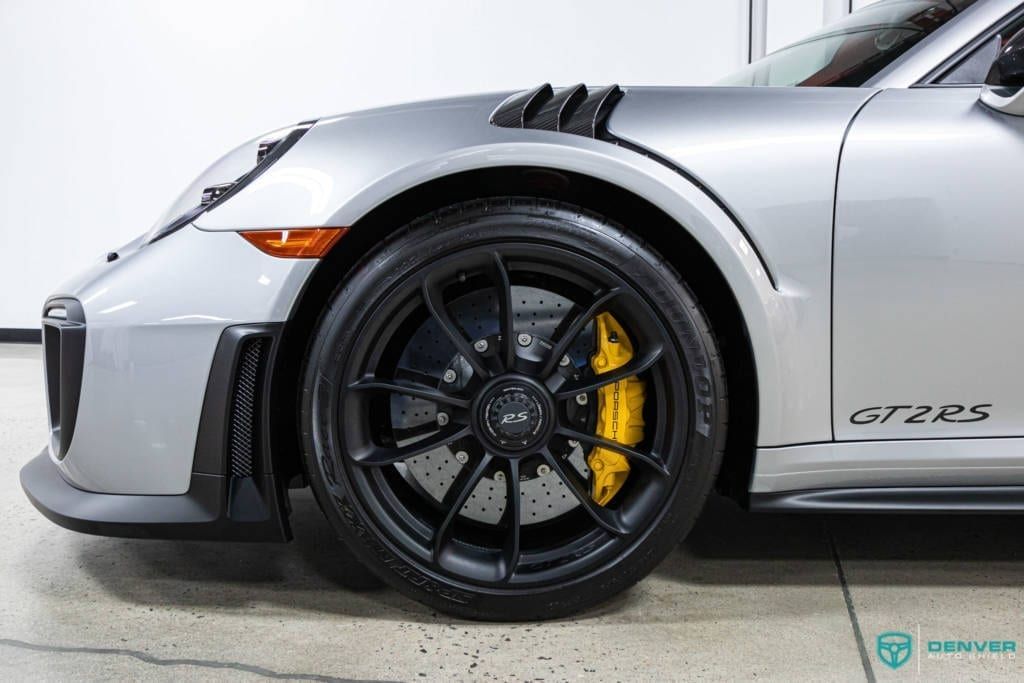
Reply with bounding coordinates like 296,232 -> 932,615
149,119 -> 317,244
918,5 -> 1024,85
751,486 -> 1024,514
609,137 -> 779,289
0,328 -> 41,343
193,324 -> 290,530
829,89 -> 882,440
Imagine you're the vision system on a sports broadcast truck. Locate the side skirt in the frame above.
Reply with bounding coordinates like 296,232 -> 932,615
750,486 -> 1024,514
752,438 -> 1024,493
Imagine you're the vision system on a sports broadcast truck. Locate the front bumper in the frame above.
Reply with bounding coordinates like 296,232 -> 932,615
42,225 -> 314,495
22,224 -> 313,541
24,322 -> 294,541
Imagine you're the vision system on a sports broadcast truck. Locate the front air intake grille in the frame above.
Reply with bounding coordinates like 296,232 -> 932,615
227,338 -> 267,478
41,299 -> 86,461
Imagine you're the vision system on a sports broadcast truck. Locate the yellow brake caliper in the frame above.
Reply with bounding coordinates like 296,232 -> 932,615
587,312 -> 645,506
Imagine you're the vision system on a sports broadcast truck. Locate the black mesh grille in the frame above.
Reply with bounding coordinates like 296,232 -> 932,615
228,338 -> 266,478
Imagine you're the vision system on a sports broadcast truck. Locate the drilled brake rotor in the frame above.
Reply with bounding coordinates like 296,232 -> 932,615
391,286 -> 595,525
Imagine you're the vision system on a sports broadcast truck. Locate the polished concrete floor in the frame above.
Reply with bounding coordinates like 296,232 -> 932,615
1,342 -> 1022,681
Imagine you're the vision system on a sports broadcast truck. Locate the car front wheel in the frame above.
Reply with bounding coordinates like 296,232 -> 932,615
301,198 -> 727,620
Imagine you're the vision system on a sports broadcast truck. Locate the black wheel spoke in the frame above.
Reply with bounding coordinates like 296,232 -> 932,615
392,421 -> 439,442
485,252 -> 516,372
351,425 -> 472,466
348,376 -> 470,408
540,288 -> 624,377
498,459 -> 522,582
541,448 -> 629,535
433,453 -> 493,561
395,367 -> 451,388
553,343 -> 664,399
556,426 -> 670,477
421,275 -> 491,380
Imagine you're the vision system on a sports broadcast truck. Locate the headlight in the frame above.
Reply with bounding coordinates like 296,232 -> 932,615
144,120 -> 315,244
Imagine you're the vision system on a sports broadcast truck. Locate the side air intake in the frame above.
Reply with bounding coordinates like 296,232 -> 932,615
490,83 -> 623,139
41,298 -> 86,461
228,337 -> 266,479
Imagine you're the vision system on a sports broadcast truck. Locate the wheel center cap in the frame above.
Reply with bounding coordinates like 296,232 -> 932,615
478,380 -> 551,453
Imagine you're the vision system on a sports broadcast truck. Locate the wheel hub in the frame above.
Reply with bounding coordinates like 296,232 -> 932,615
477,378 -> 552,453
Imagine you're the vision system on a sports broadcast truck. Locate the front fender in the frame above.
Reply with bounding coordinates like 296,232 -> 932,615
195,93 -> 820,446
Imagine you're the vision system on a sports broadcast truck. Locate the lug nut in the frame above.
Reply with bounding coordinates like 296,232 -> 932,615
493,471 -> 506,482
536,464 -> 551,476
436,412 -> 450,427
442,369 -> 457,384
559,355 -> 571,367
517,333 -> 532,347
575,393 -> 588,406
454,450 -> 469,464
473,339 -> 488,353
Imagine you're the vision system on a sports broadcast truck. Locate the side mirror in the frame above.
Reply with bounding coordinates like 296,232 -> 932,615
981,28 -> 1024,115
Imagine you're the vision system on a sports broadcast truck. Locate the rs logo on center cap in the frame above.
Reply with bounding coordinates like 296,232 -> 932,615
480,383 -> 548,451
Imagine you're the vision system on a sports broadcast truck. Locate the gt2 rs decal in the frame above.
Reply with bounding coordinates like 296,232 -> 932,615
849,404 -> 992,425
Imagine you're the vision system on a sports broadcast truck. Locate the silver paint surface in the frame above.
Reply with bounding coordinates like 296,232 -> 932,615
197,87 -> 878,446
49,226 -> 314,494
833,86 -> 1024,440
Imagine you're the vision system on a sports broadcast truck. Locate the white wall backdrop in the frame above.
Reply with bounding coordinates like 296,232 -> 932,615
0,0 -> 874,329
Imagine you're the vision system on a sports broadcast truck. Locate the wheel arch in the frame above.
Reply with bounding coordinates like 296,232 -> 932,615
269,166 -> 759,503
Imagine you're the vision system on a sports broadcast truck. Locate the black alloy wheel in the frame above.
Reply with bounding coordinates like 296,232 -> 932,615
302,198 -> 727,620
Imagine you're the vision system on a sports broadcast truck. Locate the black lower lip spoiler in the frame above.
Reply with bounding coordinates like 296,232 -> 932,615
20,449 -> 289,542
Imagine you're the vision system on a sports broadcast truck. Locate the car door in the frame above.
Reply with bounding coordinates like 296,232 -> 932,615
833,82 -> 1024,440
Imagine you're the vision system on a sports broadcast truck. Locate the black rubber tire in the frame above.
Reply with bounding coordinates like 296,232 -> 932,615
300,198 -> 728,620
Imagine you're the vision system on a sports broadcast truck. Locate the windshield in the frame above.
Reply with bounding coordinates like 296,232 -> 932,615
719,0 -> 977,87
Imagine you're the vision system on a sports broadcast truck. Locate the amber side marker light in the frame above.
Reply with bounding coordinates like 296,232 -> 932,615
239,228 -> 348,258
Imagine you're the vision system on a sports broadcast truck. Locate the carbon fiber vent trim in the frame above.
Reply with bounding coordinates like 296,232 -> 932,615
228,338 -> 265,478
490,83 -> 623,139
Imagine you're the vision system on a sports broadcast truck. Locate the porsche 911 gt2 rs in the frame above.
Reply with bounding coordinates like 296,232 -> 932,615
21,0 -> 1024,620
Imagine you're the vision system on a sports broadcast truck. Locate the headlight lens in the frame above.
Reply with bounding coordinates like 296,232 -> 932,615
144,120 -> 315,244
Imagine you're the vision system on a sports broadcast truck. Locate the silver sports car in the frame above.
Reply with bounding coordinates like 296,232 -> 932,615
21,0 -> 1024,620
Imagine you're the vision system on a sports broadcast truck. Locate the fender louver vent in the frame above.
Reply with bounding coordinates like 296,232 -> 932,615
228,338 -> 266,478
490,83 -> 623,139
